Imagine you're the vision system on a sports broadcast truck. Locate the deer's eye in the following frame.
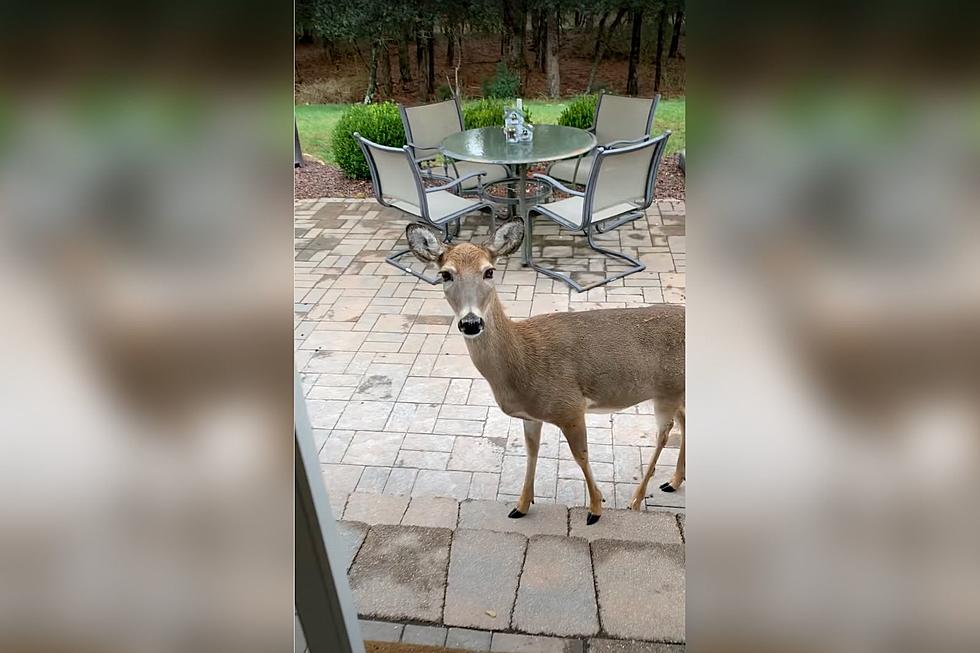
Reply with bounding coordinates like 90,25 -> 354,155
439,270 -> 453,283
483,268 -> 494,280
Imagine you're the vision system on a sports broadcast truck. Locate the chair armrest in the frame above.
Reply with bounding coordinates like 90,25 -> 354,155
424,171 -> 485,193
531,173 -> 586,197
604,136 -> 651,149
406,141 -> 440,161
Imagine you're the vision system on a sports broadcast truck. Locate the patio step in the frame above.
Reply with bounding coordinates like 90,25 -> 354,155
332,494 -> 686,652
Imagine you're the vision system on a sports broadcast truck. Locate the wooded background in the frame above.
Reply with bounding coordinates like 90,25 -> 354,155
296,0 -> 685,103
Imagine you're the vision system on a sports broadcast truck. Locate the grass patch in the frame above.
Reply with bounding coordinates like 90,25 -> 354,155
296,98 -> 685,165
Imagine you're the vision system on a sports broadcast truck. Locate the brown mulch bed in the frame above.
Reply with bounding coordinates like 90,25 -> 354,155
294,153 -> 685,201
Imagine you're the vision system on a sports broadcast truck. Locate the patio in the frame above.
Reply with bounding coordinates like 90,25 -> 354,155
295,197 -> 686,516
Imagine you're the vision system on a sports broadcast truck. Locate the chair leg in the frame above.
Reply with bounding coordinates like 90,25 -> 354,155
385,249 -> 442,285
525,215 -> 646,293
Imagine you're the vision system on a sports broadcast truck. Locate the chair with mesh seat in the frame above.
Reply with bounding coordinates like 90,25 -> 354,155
547,92 -> 660,187
530,131 -> 670,292
399,96 -> 512,193
355,132 -> 495,284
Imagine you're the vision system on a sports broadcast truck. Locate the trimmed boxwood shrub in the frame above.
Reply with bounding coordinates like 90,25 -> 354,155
558,95 -> 598,130
331,102 -> 406,179
463,99 -> 533,129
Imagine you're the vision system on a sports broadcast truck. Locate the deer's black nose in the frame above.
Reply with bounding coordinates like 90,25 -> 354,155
458,314 -> 485,336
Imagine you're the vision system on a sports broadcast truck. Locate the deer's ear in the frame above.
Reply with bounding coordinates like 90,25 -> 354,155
406,224 -> 446,262
485,219 -> 524,259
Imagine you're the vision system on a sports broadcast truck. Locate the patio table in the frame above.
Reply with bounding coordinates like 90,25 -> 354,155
441,125 -> 596,267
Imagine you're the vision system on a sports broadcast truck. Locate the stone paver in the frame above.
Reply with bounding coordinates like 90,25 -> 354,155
512,535 -> 599,637
334,520 -> 368,572
401,624 -> 448,647
446,627 -> 493,651
444,529 -> 527,630
587,639 -> 685,653
568,507 -> 681,544
296,198 -> 684,508
343,493 -> 409,525
458,499 -> 568,537
490,632 -> 583,653
401,496 -> 459,529
592,541 -> 685,643
358,619 -> 403,643
349,525 -> 452,622
413,469 -> 473,499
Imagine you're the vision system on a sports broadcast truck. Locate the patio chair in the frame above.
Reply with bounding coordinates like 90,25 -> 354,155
355,133 -> 495,284
399,96 -> 511,192
547,92 -> 660,186
530,131 -> 671,292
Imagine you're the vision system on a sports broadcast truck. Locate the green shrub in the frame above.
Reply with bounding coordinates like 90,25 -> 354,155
463,99 -> 533,129
481,63 -> 521,99
435,84 -> 454,101
330,101 -> 406,179
463,99 -> 505,128
557,95 -> 597,130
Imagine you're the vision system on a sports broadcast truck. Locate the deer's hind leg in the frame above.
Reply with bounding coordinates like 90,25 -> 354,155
559,415 -> 605,525
628,398 -> 681,511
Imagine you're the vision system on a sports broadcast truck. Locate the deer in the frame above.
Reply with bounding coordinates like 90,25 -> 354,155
405,218 -> 685,525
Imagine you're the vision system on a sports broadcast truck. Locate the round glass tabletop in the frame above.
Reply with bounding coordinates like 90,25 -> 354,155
440,125 -> 596,166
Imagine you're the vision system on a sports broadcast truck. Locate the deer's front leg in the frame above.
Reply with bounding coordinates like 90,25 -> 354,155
662,409 -> 686,492
509,419 -> 541,519
560,417 -> 604,525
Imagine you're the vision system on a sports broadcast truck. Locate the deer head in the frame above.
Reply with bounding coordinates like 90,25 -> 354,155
406,219 -> 524,338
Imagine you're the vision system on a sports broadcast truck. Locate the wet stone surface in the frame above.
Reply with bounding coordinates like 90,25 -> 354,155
348,524 -> 452,622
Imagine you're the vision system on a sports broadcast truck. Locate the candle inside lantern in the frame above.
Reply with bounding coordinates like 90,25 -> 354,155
516,98 -> 523,110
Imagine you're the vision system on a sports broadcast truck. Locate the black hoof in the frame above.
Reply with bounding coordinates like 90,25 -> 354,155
586,512 -> 601,525
508,508 -> 526,519
660,482 -> 676,493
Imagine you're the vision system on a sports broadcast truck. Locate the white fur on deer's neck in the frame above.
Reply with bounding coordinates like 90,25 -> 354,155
461,293 -> 533,416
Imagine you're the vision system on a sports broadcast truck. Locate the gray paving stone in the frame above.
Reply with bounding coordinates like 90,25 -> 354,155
446,627 -> 492,651
569,508 -> 681,545
335,520 -> 368,572
413,469 -> 473,500
513,535 -> 599,637
358,619 -> 403,643
587,639 -> 685,653
349,525 -> 452,622
444,529 -> 527,630
401,624 -> 448,646
402,496 -> 459,529
343,493 -> 409,525
490,632 -> 583,652
592,540 -> 685,643
676,513 -> 685,542
458,499 -> 568,537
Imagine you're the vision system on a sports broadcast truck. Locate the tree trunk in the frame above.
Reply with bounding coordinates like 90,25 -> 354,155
502,0 -> 527,82
446,24 -> 455,66
426,27 -> 435,98
416,27 -> 427,100
654,8 -> 667,93
537,11 -> 546,73
545,10 -> 560,98
380,43 -> 393,97
364,40 -> 379,104
398,33 -> 412,85
587,8 -> 626,93
626,10 -> 643,96
668,11 -> 684,58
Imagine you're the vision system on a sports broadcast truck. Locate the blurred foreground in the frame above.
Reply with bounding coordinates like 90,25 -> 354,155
689,2 -> 980,652
0,3 -> 294,652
